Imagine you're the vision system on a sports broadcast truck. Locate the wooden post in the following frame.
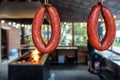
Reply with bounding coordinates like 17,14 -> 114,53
98,22 -> 103,39
47,25 -> 49,42
21,26 -> 25,45
72,23 -> 74,46
0,24 -> 1,63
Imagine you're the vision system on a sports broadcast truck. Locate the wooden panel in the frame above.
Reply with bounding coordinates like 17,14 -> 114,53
78,46 -> 87,56
58,50 -> 75,56
77,46 -> 87,64
78,56 -> 87,64
105,60 -> 114,70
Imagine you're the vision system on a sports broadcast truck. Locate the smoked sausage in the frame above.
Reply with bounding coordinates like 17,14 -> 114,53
87,3 -> 116,51
32,4 -> 61,53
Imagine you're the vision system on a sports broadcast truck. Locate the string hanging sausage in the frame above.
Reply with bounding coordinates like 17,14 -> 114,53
32,4 -> 61,53
87,2 -> 116,51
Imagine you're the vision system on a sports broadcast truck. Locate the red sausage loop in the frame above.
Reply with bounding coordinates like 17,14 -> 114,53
87,3 -> 116,51
32,4 -> 61,53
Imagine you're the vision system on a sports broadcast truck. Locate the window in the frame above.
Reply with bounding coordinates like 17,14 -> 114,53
59,22 -> 87,46
100,20 -> 120,54
41,25 -> 51,44
3,21 -> 88,47
24,25 -> 33,46
59,23 -> 72,46
21,22 -> 88,47
111,20 -> 120,53
74,22 -> 87,46
24,24 -> 51,46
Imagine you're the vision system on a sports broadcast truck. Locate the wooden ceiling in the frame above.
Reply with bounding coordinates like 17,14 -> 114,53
42,0 -> 120,22
0,0 -> 120,23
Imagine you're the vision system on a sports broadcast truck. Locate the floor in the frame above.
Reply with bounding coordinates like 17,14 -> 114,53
0,64 -> 8,80
0,64 -> 100,80
50,64 -> 100,80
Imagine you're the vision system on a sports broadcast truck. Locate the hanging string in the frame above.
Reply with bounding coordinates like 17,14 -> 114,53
102,0 -> 104,4
99,0 -> 104,4
47,0 -> 49,3
44,0 -> 49,4
44,0 -> 47,4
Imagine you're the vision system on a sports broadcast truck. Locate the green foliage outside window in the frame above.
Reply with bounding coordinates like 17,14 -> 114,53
59,23 -> 72,46
23,22 -> 88,47
74,23 -> 87,46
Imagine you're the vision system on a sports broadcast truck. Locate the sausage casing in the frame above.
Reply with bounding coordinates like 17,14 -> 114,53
32,4 -> 61,53
87,3 -> 116,51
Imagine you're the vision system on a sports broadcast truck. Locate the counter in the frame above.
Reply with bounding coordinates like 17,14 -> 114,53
95,50 -> 120,80
20,46 -> 78,50
21,46 -> 87,64
56,47 -> 78,64
8,51 -> 50,80
95,50 -> 120,66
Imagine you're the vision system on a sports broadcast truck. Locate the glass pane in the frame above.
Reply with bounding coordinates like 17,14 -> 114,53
101,20 -> 120,53
74,22 -> 87,46
112,20 -> 120,53
24,24 -> 51,46
59,22 -> 72,46
24,25 -> 33,46
41,25 -> 51,44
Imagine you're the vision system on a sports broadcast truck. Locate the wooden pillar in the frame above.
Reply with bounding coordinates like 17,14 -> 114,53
21,26 -> 25,45
72,23 -> 74,46
47,25 -> 49,42
98,22 -> 103,40
0,24 -> 1,63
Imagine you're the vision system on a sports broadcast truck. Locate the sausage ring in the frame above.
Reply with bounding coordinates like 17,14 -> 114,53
32,4 -> 61,53
87,3 -> 116,51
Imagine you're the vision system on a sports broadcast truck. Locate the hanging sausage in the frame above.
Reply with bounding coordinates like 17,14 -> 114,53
87,1 -> 116,51
32,2 -> 61,53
